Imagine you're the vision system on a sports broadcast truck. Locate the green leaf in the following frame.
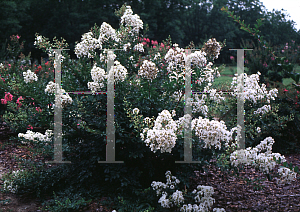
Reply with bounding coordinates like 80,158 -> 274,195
283,162 -> 287,167
294,166 -> 299,173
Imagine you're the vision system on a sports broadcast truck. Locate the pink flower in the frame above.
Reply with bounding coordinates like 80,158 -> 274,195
271,57 -> 275,61
230,56 -> 234,60
27,125 -> 33,130
284,89 -> 288,92
153,46 -> 156,48
285,60 -> 288,63
297,91 -> 299,94
35,107 -> 42,113
143,38 -> 147,41
161,43 -> 165,48
16,35 -> 20,39
16,96 -> 23,107
8,64 -> 11,68
282,50 -> 285,53
1,99 -> 7,104
4,92 -> 13,102
142,42 -> 147,45
146,38 -> 150,43
263,62 -> 268,68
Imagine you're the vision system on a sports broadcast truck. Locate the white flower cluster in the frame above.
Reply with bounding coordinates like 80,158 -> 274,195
151,171 -> 182,208
99,22 -> 119,43
120,6 -> 143,35
3,170 -> 25,193
132,108 -> 139,115
202,38 -> 222,60
154,52 -> 161,60
191,93 -> 209,117
87,63 -> 106,92
164,43 -> 186,73
53,54 -> 66,69
141,110 -> 177,153
229,137 -> 287,174
196,62 -> 221,86
99,51 -> 117,64
44,81 -> 73,107
18,129 -> 53,144
45,81 -> 59,93
152,171 -> 225,212
191,117 -> 235,150
87,61 -> 128,92
34,35 -> 43,46
138,60 -> 158,81
133,43 -> 144,52
23,69 -> 38,83
253,105 -> 271,115
75,32 -> 101,58
180,185 -> 215,212
111,61 -> 128,83
123,42 -> 131,51
0,63 -> 4,69
230,71 -> 278,104
190,50 -> 207,68
276,167 -> 297,185
202,87 -> 225,104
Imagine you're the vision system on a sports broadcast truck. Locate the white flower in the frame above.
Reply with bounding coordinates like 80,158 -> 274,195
257,127 -> 261,133
171,190 -> 184,205
123,42 -> 131,51
34,35 -> 43,46
120,6 -> 143,35
138,60 -> 158,81
133,43 -> 144,52
99,22 -> 119,43
75,32 -> 101,58
45,81 -> 59,94
133,108 -> 139,115
277,167 -> 297,185
18,129 -> 53,144
190,50 -> 207,68
23,69 -> 38,83
0,63 -> 4,69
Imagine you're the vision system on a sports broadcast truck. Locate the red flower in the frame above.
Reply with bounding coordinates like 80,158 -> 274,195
27,125 -> 33,130
4,92 -> 13,102
16,96 -> 24,107
35,107 -> 42,113
1,99 -> 7,104
45,61 -> 49,66
35,65 -> 42,74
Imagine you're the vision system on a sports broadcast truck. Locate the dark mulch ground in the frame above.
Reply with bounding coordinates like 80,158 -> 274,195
0,120 -> 300,211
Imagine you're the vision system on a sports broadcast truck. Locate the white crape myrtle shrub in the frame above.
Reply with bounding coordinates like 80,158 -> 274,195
120,6 -> 143,35
276,167 -> 297,185
23,69 -> 38,83
18,129 -> 53,145
99,51 -> 117,64
75,31 -> 102,58
229,137 -> 290,176
152,171 -> 226,212
191,117 -> 236,150
230,71 -> 278,104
